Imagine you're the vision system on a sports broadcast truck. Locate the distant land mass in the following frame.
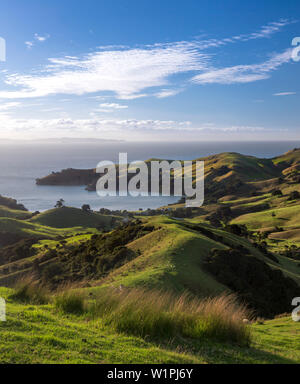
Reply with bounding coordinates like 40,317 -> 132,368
36,148 -> 300,203
0,137 -> 126,144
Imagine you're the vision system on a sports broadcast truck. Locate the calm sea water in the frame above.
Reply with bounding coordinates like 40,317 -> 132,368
0,140 -> 299,212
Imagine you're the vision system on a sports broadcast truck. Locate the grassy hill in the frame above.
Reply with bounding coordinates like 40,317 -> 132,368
96,217 -> 228,295
232,204 -> 300,231
0,206 -> 120,242
197,152 -> 279,181
1,149 -> 300,364
0,217 -> 98,239
0,206 -> 32,220
0,214 -> 299,315
0,195 -> 27,212
0,207 -> 122,286
29,207 -> 114,230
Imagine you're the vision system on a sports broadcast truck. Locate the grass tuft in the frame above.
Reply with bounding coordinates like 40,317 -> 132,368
9,277 -> 50,305
54,290 -> 86,314
90,288 -> 252,346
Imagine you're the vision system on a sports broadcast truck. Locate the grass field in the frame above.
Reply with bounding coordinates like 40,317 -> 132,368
232,204 -> 300,230
0,287 -> 299,364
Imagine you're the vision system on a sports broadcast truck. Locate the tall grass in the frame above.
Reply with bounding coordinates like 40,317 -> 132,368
54,286 -> 86,315
9,276 -> 251,345
9,277 -> 50,305
90,288 -> 252,346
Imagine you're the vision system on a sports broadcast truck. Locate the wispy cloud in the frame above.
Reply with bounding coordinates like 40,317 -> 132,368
34,33 -> 50,42
0,114 -> 193,138
0,101 -> 21,111
2,42 -> 209,100
190,19 -> 294,50
155,89 -> 182,98
0,111 -> 291,141
273,92 -> 296,96
25,33 -> 50,49
192,49 -> 293,84
2,19 -> 294,101
96,103 -> 128,112
25,41 -> 34,49
99,103 -> 128,109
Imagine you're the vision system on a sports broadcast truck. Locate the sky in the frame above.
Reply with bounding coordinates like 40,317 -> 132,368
0,0 -> 299,141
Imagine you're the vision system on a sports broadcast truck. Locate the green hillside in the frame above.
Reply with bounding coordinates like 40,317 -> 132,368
1,149 -> 300,364
198,152 -> 279,181
0,206 -> 32,220
0,217 -> 98,239
232,204 -> 300,231
29,207 -> 114,229
1,214 -> 299,315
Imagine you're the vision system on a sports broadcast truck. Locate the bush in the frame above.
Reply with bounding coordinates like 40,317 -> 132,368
54,291 -> 86,314
272,189 -> 283,197
40,222 -> 154,286
204,248 -> 298,317
89,288 -> 251,346
10,277 -> 49,305
42,263 -> 64,281
288,191 -> 300,201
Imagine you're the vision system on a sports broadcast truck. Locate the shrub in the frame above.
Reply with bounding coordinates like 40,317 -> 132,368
89,288 -> 251,346
204,248 -> 298,317
40,222 -> 154,286
54,291 -> 86,314
9,277 -> 49,305
288,191 -> 300,201
272,189 -> 283,197
42,263 -> 64,281
225,224 -> 249,237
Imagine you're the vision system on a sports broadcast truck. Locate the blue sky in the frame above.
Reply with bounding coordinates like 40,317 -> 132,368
0,0 -> 299,141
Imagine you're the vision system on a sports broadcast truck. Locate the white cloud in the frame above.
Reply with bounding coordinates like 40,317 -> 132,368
96,103 -> 129,113
1,111 -> 291,142
0,112 -> 267,137
99,103 -> 128,109
191,19 -> 293,50
34,33 -> 50,42
0,102 -> 21,111
214,125 -> 266,132
25,33 -> 50,49
155,89 -> 182,98
0,114 -> 194,139
5,20 -> 295,101
192,49 -> 293,84
1,42 -> 209,100
25,41 -> 34,49
273,92 -> 296,96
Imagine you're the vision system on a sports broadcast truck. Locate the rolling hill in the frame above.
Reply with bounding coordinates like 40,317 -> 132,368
1,149 -> 300,364
29,206 -> 115,229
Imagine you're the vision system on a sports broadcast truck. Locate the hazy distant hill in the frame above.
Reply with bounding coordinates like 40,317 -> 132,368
36,149 -> 300,201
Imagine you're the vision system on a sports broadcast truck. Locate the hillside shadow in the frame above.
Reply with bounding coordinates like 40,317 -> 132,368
156,337 -> 298,364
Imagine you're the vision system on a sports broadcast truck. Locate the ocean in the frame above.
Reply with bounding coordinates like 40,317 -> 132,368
0,140 -> 299,212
